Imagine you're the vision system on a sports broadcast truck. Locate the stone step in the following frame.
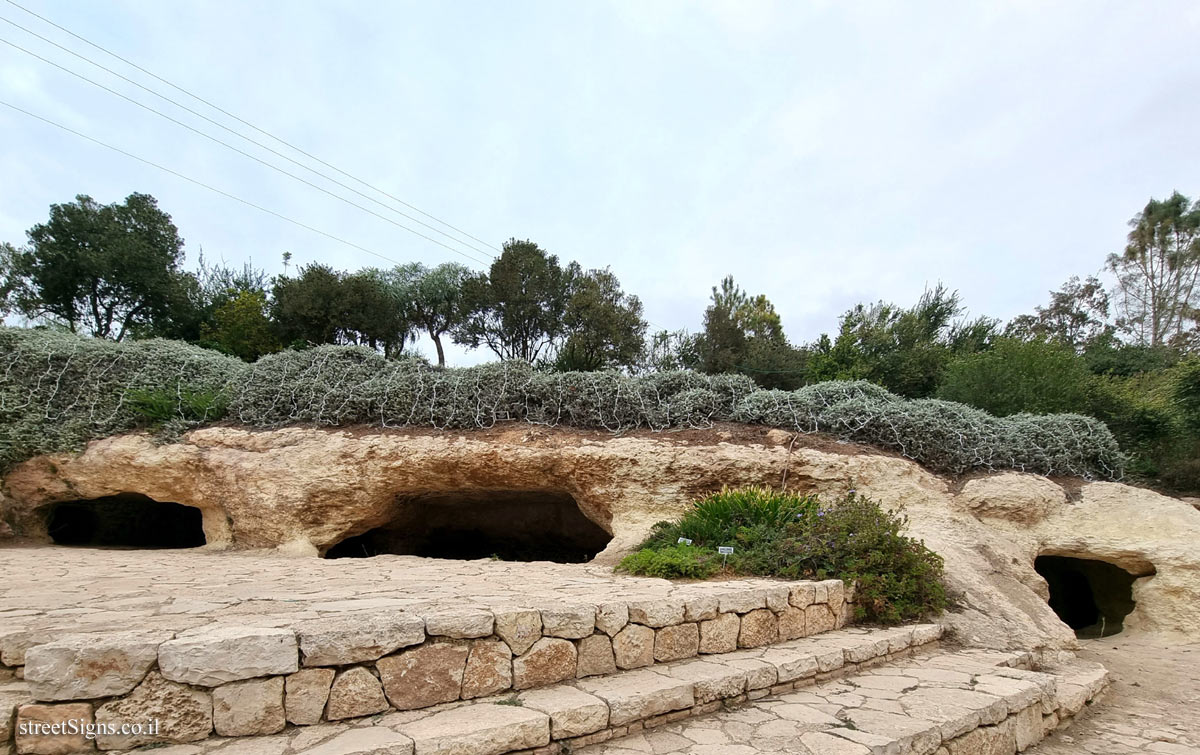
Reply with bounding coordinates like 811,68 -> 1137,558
3,577 -> 863,750
573,650 -> 1110,755
10,623 -> 943,754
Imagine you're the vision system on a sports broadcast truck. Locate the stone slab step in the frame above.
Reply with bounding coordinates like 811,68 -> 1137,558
69,624 -> 942,755
574,650 -> 1110,755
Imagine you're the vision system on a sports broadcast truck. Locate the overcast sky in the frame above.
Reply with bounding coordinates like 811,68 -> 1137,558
2,1 -> 1198,365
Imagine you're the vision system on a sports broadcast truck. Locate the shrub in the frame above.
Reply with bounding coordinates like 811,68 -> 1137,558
126,387 -> 229,425
619,487 -> 947,624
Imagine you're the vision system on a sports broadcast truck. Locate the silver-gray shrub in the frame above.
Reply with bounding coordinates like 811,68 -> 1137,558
0,327 -> 246,470
1,332 -> 1125,479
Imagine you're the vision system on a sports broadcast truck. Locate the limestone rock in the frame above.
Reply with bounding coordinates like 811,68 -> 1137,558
0,628 -> 34,667
577,668 -> 694,726
25,631 -> 168,701
698,613 -> 740,654
461,639 -> 512,699
789,583 -> 816,610
298,727 -> 414,755
612,624 -> 655,669
717,590 -> 766,614
805,603 -> 836,636
377,641 -> 468,710
595,602 -> 629,636
296,612 -> 424,666
284,668 -> 334,725
627,600 -> 685,628
664,660 -> 747,704
15,703 -> 94,754
777,606 -> 807,641
738,609 -> 778,648
653,623 -> 699,662
957,473 -> 1066,524
540,605 -> 595,639
158,627 -> 298,686
395,703 -> 550,755
493,609 -> 542,656
681,595 -> 719,622
519,685 -> 609,737
513,638 -> 576,690
325,666 -> 388,720
576,634 -> 617,678
94,671 -> 211,749
212,676 -> 285,736
425,610 -> 494,639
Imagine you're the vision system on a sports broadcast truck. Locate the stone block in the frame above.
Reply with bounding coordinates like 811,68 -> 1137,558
158,627 -> 298,686
493,609 -> 542,656
595,603 -> 629,637
461,640 -> 512,699
396,703 -> 550,755
612,624 -> 655,669
653,624 -> 699,663
519,686 -> 609,738
325,667 -> 388,720
296,612 -> 424,666
681,595 -> 718,623
760,647 -> 819,683
1012,705 -> 1043,751
762,586 -> 791,613
212,676 -> 285,736
824,580 -> 846,613
575,634 -> 616,678
663,660 -> 746,704
540,606 -> 595,639
788,583 -> 816,610
378,641 -> 469,711
804,603 -> 837,636
14,703 -> 94,755
777,606 -> 806,641
722,657 -> 778,690
0,629 -> 34,667
627,600 -> 685,628
285,668 -> 334,726
717,590 -> 765,614
25,631 -> 168,702
738,609 -> 778,648
513,638 -> 576,690
698,613 -> 739,654
298,727 -> 414,755
577,669 -> 694,726
425,610 -> 494,639
946,720 -> 1017,755
94,671 -> 211,749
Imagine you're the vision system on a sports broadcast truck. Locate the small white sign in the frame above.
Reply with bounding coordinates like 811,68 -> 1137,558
677,537 -> 693,545
717,546 -> 734,555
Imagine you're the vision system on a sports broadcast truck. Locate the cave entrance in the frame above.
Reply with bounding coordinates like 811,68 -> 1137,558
43,494 -> 206,549
324,489 -> 611,563
1034,555 -> 1146,638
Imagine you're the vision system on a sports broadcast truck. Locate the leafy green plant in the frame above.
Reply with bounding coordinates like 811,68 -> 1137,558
126,387 -> 229,425
618,487 -> 947,624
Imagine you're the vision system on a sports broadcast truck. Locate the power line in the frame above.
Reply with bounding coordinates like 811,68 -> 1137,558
2,0 -> 501,256
0,98 -> 422,271
0,36 -> 493,268
0,13 -> 497,263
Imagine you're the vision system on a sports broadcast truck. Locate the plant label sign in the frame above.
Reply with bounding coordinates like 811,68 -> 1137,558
677,537 -> 693,545
717,546 -> 734,555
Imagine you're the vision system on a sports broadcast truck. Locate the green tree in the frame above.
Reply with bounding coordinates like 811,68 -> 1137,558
809,285 -> 995,397
640,329 -> 701,373
556,267 -> 647,371
453,239 -> 572,363
1006,275 -> 1112,350
383,262 -> 472,367
2,193 -> 190,340
200,289 -> 279,361
937,338 -> 1090,416
271,264 -> 408,354
692,276 -> 805,387
1108,192 -> 1200,347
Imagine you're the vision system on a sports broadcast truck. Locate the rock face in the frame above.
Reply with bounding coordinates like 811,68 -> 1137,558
4,424 -> 1200,650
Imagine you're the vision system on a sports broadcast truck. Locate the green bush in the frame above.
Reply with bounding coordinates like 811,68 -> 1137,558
126,386 -> 229,425
618,487 -> 947,625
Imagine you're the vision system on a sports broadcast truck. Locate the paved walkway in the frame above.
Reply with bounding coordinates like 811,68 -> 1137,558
0,545 -> 779,642
1028,634 -> 1200,754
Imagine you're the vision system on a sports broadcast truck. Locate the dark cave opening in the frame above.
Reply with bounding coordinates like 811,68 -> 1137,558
324,489 -> 611,563
1035,554 -> 1146,638
43,494 -> 206,549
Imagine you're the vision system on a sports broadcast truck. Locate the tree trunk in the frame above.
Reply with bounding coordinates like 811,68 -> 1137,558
432,332 -> 446,367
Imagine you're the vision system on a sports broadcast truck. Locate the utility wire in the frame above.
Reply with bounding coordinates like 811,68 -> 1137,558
0,36 -> 493,267
2,0 -> 501,256
0,13 -> 497,263
0,98 -> 422,271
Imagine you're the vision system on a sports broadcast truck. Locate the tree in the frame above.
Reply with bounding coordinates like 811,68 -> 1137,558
556,267 -> 647,371
200,290 -> 279,361
937,338 -> 1091,416
453,239 -> 573,363
641,329 -> 701,372
809,285 -> 995,398
690,276 -> 806,388
1108,192 -> 1200,348
2,193 -> 190,340
271,264 -> 409,354
383,262 -> 472,367
1006,275 -> 1112,350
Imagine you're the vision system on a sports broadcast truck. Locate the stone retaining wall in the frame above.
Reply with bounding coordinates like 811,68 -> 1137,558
3,580 -> 850,750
